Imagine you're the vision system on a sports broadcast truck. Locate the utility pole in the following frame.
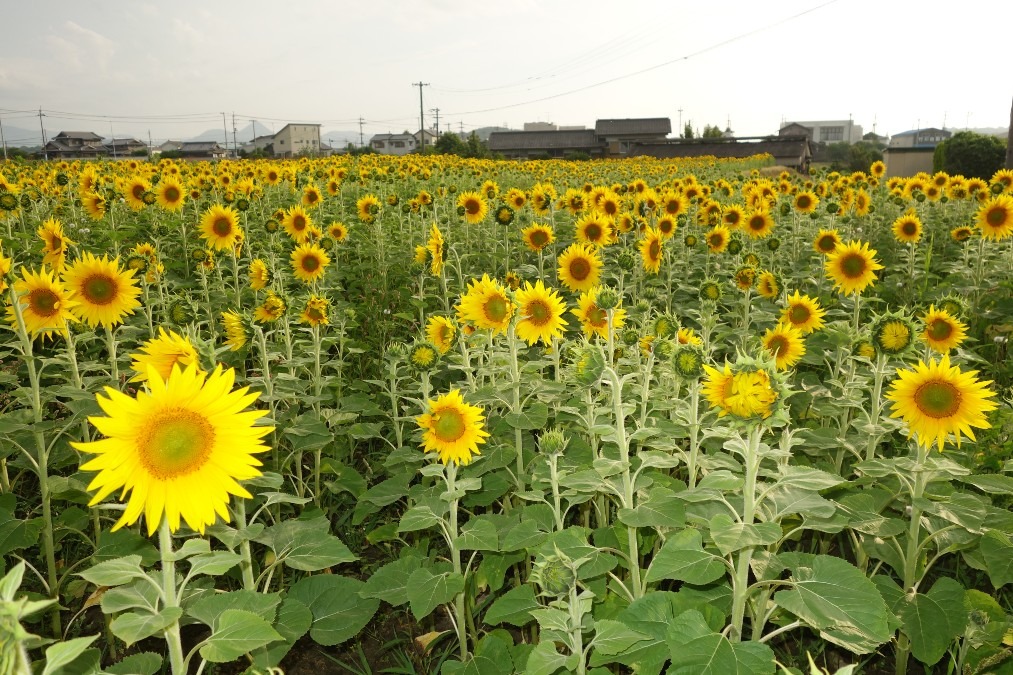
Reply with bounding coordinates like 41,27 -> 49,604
147,130 -> 153,158
0,113 -> 7,160
677,108 -> 683,138
412,81 -> 429,149
430,108 -> 440,137
110,121 -> 117,159
222,112 -> 229,157
358,117 -> 365,147
39,108 -> 48,160
232,112 -> 238,157
251,119 -> 257,145
459,121 -> 464,135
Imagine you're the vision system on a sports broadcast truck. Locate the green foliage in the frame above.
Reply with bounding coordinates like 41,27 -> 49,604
825,141 -> 884,172
702,124 -> 725,138
933,130 -> 1006,178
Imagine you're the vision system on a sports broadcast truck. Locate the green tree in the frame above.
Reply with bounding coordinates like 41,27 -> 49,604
435,132 -> 468,156
933,131 -> 1006,178
825,141 -> 884,173
683,122 -> 694,139
702,124 -> 724,138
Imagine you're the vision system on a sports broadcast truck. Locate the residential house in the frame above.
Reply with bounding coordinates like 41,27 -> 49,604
178,142 -> 227,159
884,128 -> 952,176
595,118 -> 671,155
414,129 -> 438,152
44,131 -> 105,159
103,138 -> 147,157
370,133 -> 417,156
158,140 -> 183,154
487,129 -> 604,159
273,123 -> 321,158
245,134 -> 276,154
780,120 -> 863,145
630,136 -> 813,173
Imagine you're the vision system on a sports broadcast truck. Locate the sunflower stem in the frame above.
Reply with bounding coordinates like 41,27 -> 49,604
444,464 -> 469,660
851,292 -> 862,335
233,498 -> 257,592
865,353 -> 891,461
508,324 -> 525,493
158,518 -> 187,675
895,442 -> 930,675
686,381 -> 702,489
605,365 -> 643,599
105,324 -> 120,384
729,424 -> 763,642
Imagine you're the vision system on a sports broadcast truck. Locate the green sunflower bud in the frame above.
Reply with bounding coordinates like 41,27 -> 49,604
530,552 -> 577,597
539,428 -> 569,456
596,286 -> 621,311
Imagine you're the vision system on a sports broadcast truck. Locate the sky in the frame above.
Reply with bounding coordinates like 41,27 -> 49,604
1,0 -> 1011,147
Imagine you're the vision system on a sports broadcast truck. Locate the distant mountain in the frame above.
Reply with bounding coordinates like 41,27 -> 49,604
2,125 -> 51,148
320,130 -> 362,148
187,121 -> 268,144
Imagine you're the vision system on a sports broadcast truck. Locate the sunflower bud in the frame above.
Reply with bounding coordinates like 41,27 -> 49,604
672,343 -> 706,380
595,286 -> 621,311
531,552 -> 577,597
539,428 -> 569,456
621,328 -> 640,346
727,239 -> 743,255
167,298 -> 196,326
615,248 -> 637,272
408,341 -> 440,371
570,343 -> 605,386
870,311 -> 917,356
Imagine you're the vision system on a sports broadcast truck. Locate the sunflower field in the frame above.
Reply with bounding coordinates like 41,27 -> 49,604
1,153 -> 1012,675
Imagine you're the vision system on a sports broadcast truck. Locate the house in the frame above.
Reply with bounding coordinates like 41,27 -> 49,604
883,128 -> 952,177
178,142 -> 227,159
414,129 -> 437,151
595,118 -> 671,155
103,138 -> 147,157
370,133 -> 418,156
273,123 -> 321,158
158,140 -> 183,154
780,120 -> 863,145
246,134 -> 276,153
487,129 -> 604,159
630,136 -> 813,173
44,131 -> 105,159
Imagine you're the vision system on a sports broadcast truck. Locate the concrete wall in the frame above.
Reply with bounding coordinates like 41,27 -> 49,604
274,124 -> 321,157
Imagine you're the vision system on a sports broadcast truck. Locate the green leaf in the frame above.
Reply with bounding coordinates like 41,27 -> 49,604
42,635 -> 99,675
406,568 -> 465,621
459,516 -> 500,551
537,528 -> 617,581
398,504 -> 444,532
110,607 -> 184,646
773,554 -> 892,654
530,606 -> 570,633
0,516 -> 45,558
484,584 -> 540,626
505,401 -> 548,430
100,579 -> 161,614
250,597 -> 313,670
103,652 -> 162,675
502,519 -> 549,551
186,590 -> 281,628
644,529 -> 725,585
360,554 -> 424,606
618,487 -> 685,529
708,515 -> 782,556
257,518 -> 358,571
186,551 -> 242,577
591,619 -> 649,656
168,538 -> 211,561
958,473 -> 1013,495
198,609 -> 283,663
899,577 -> 967,667
525,640 -> 568,675
287,575 -> 379,647
979,529 -> 1013,587
765,485 -> 835,519
79,556 -> 148,588
92,529 -> 159,566
775,466 -> 847,491
665,610 -> 775,674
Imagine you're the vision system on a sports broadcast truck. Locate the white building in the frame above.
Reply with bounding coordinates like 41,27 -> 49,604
780,120 -> 864,144
273,123 -> 321,158
370,132 -> 417,156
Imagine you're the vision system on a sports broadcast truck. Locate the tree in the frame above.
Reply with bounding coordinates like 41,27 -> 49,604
702,124 -> 724,138
825,141 -> 884,173
683,122 -> 694,139
933,131 -> 1005,178
435,132 -> 468,156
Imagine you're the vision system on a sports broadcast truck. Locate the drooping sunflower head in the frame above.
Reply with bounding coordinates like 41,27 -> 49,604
950,225 -> 974,243
825,240 -> 883,295
920,305 -> 968,354
870,311 -> 917,356
249,259 -> 271,290
220,310 -> 250,351
61,252 -> 142,329
755,270 -> 782,300
426,315 -> 457,354
638,227 -> 664,275
253,290 -> 287,324
301,295 -> 330,326
129,328 -> 202,383
416,389 -> 489,466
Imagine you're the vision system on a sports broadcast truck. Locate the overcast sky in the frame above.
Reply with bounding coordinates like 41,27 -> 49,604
1,0 -> 1011,145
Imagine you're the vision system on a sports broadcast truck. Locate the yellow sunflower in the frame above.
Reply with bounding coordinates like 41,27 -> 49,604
703,364 -> 777,419
515,280 -> 568,346
0,245 -> 12,294
744,209 -> 775,239
457,274 -> 514,335
756,270 -> 781,300
426,223 -> 445,276
780,291 -> 825,334
706,225 -> 730,254
129,328 -> 201,383
891,210 -> 923,244
282,206 -> 313,244
356,194 -> 381,223
253,290 -> 286,324
61,252 -> 142,329
7,266 -> 78,338
813,229 -> 842,256
302,184 -> 323,208
82,192 -> 107,221
328,222 -> 349,243
656,214 -> 678,239
457,191 -> 489,224
638,227 -> 664,274
221,310 -> 249,351
156,177 -> 186,211
950,226 -> 974,243
734,266 -> 756,291
575,213 -> 612,247
249,259 -> 270,290
793,190 -> 819,214
762,323 -> 806,370
301,295 -> 330,326
886,355 -> 997,451
521,223 -> 554,252
74,363 -> 272,535
426,315 -> 457,354
921,305 -> 967,354
38,218 -> 75,271
723,205 -> 745,230
870,160 -> 886,178
557,243 -> 603,293
975,194 -> 1013,241
677,327 -> 702,346
290,243 -> 330,284
200,204 -> 243,251
416,389 -> 489,466
825,240 -> 883,295
572,287 -> 626,339
124,177 -> 151,210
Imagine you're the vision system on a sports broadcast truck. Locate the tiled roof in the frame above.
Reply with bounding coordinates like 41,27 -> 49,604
630,137 -> 809,161
595,118 -> 671,136
487,129 -> 599,151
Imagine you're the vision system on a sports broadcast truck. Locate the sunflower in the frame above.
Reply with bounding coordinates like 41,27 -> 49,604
870,160 -> 886,178
762,323 -> 806,370
743,209 -> 774,239
199,204 -> 242,251
974,194 -> 1013,241
660,191 -> 686,218
557,243 -> 603,293
891,210 -> 923,244
457,191 -> 489,224
249,259 -> 270,290
282,206 -> 313,244
723,205 -> 745,230
253,290 -> 287,324
506,188 -> 527,210
504,271 -> 522,290
886,355 -> 997,451
950,226 -> 974,243
793,190 -> 819,214
871,312 -> 917,356
61,253 -> 142,329
813,229 -> 842,256
416,389 -> 489,466
676,327 -> 702,346
38,218 -> 75,271
991,168 -> 1013,193
408,341 -> 439,371
327,222 -> 348,244
7,266 -> 78,338
756,270 -> 781,300
221,310 -> 250,351
706,225 -> 730,254
703,364 -> 777,419
301,295 -> 330,326
82,192 -> 107,221
302,184 -> 323,208
780,291 -> 825,334
921,305 -> 967,354
515,280 -> 568,346
156,177 -> 186,211
521,223 -> 554,252
494,205 -> 515,226
124,177 -> 151,210
575,213 -> 612,247
0,245 -> 11,294
426,223 -> 445,276
426,315 -> 457,354
638,227 -> 664,274
734,266 -> 756,291
457,274 -> 514,335
290,243 -> 330,284
74,363 -> 271,535
356,194 -> 381,223
572,287 -> 626,339
129,328 -> 201,383
825,240 -> 883,295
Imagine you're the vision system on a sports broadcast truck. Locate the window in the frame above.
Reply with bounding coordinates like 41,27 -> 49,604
280,139 -> 285,145
819,126 -> 844,142
393,141 -> 404,148
374,141 -> 385,148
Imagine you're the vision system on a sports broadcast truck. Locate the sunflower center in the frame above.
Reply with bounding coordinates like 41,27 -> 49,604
531,231 -> 548,247
913,381 -> 962,419
649,240 -> 661,259
80,274 -> 118,305
569,258 -> 591,281
659,219 -> 674,234
465,199 -> 480,215
840,253 -> 867,278
749,216 -> 765,231
483,295 -> 509,322
902,221 -> 918,236
132,185 -> 145,199
213,217 -> 232,236
526,300 -> 551,326
165,187 -> 180,202
768,336 -> 788,356
138,410 -> 214,479
986,207 -> 1007,227
788,305 -> 811,324
301,255 -> 320,272
817,236 -> 836,252
709,234 -> 723,247
927,318 -> 953,341
797,196 -> 811,209
293,215 -> 306,230
585,224 -> 602,241
587,306 -> 607,327
28,288 -> 60,316
433,409 -> 467,443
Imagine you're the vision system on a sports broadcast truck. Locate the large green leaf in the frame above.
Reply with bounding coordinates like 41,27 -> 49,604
110,607 -> 184,646
0,516 -> 45,558
618,487 -> 685,529
186,589 -> 281,628
505,401 -> 549,430
665,610 -> 774,674
250,597 -> 313,670
406,568 -> 465,620
536,528 -> 617,581
644,529 -> 725,585
78,556 -> 148,588
899,577 -> 967,667
591,619 -> 650,656
525,640 -> 570,675
287,575 -> 379,647
398,504 -> 444,532
979,529 -> 1013,587
257,518 -> 357,571
708,515 -> 782,556
42,635 -> 98,675
198,609 -> 283,663
185,551 -> 242,577
773,554 -> 892,654
459,515 -> 500,551
360,554 -> 423,606
484,583 -> 540,626
103,652 -> 162,675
